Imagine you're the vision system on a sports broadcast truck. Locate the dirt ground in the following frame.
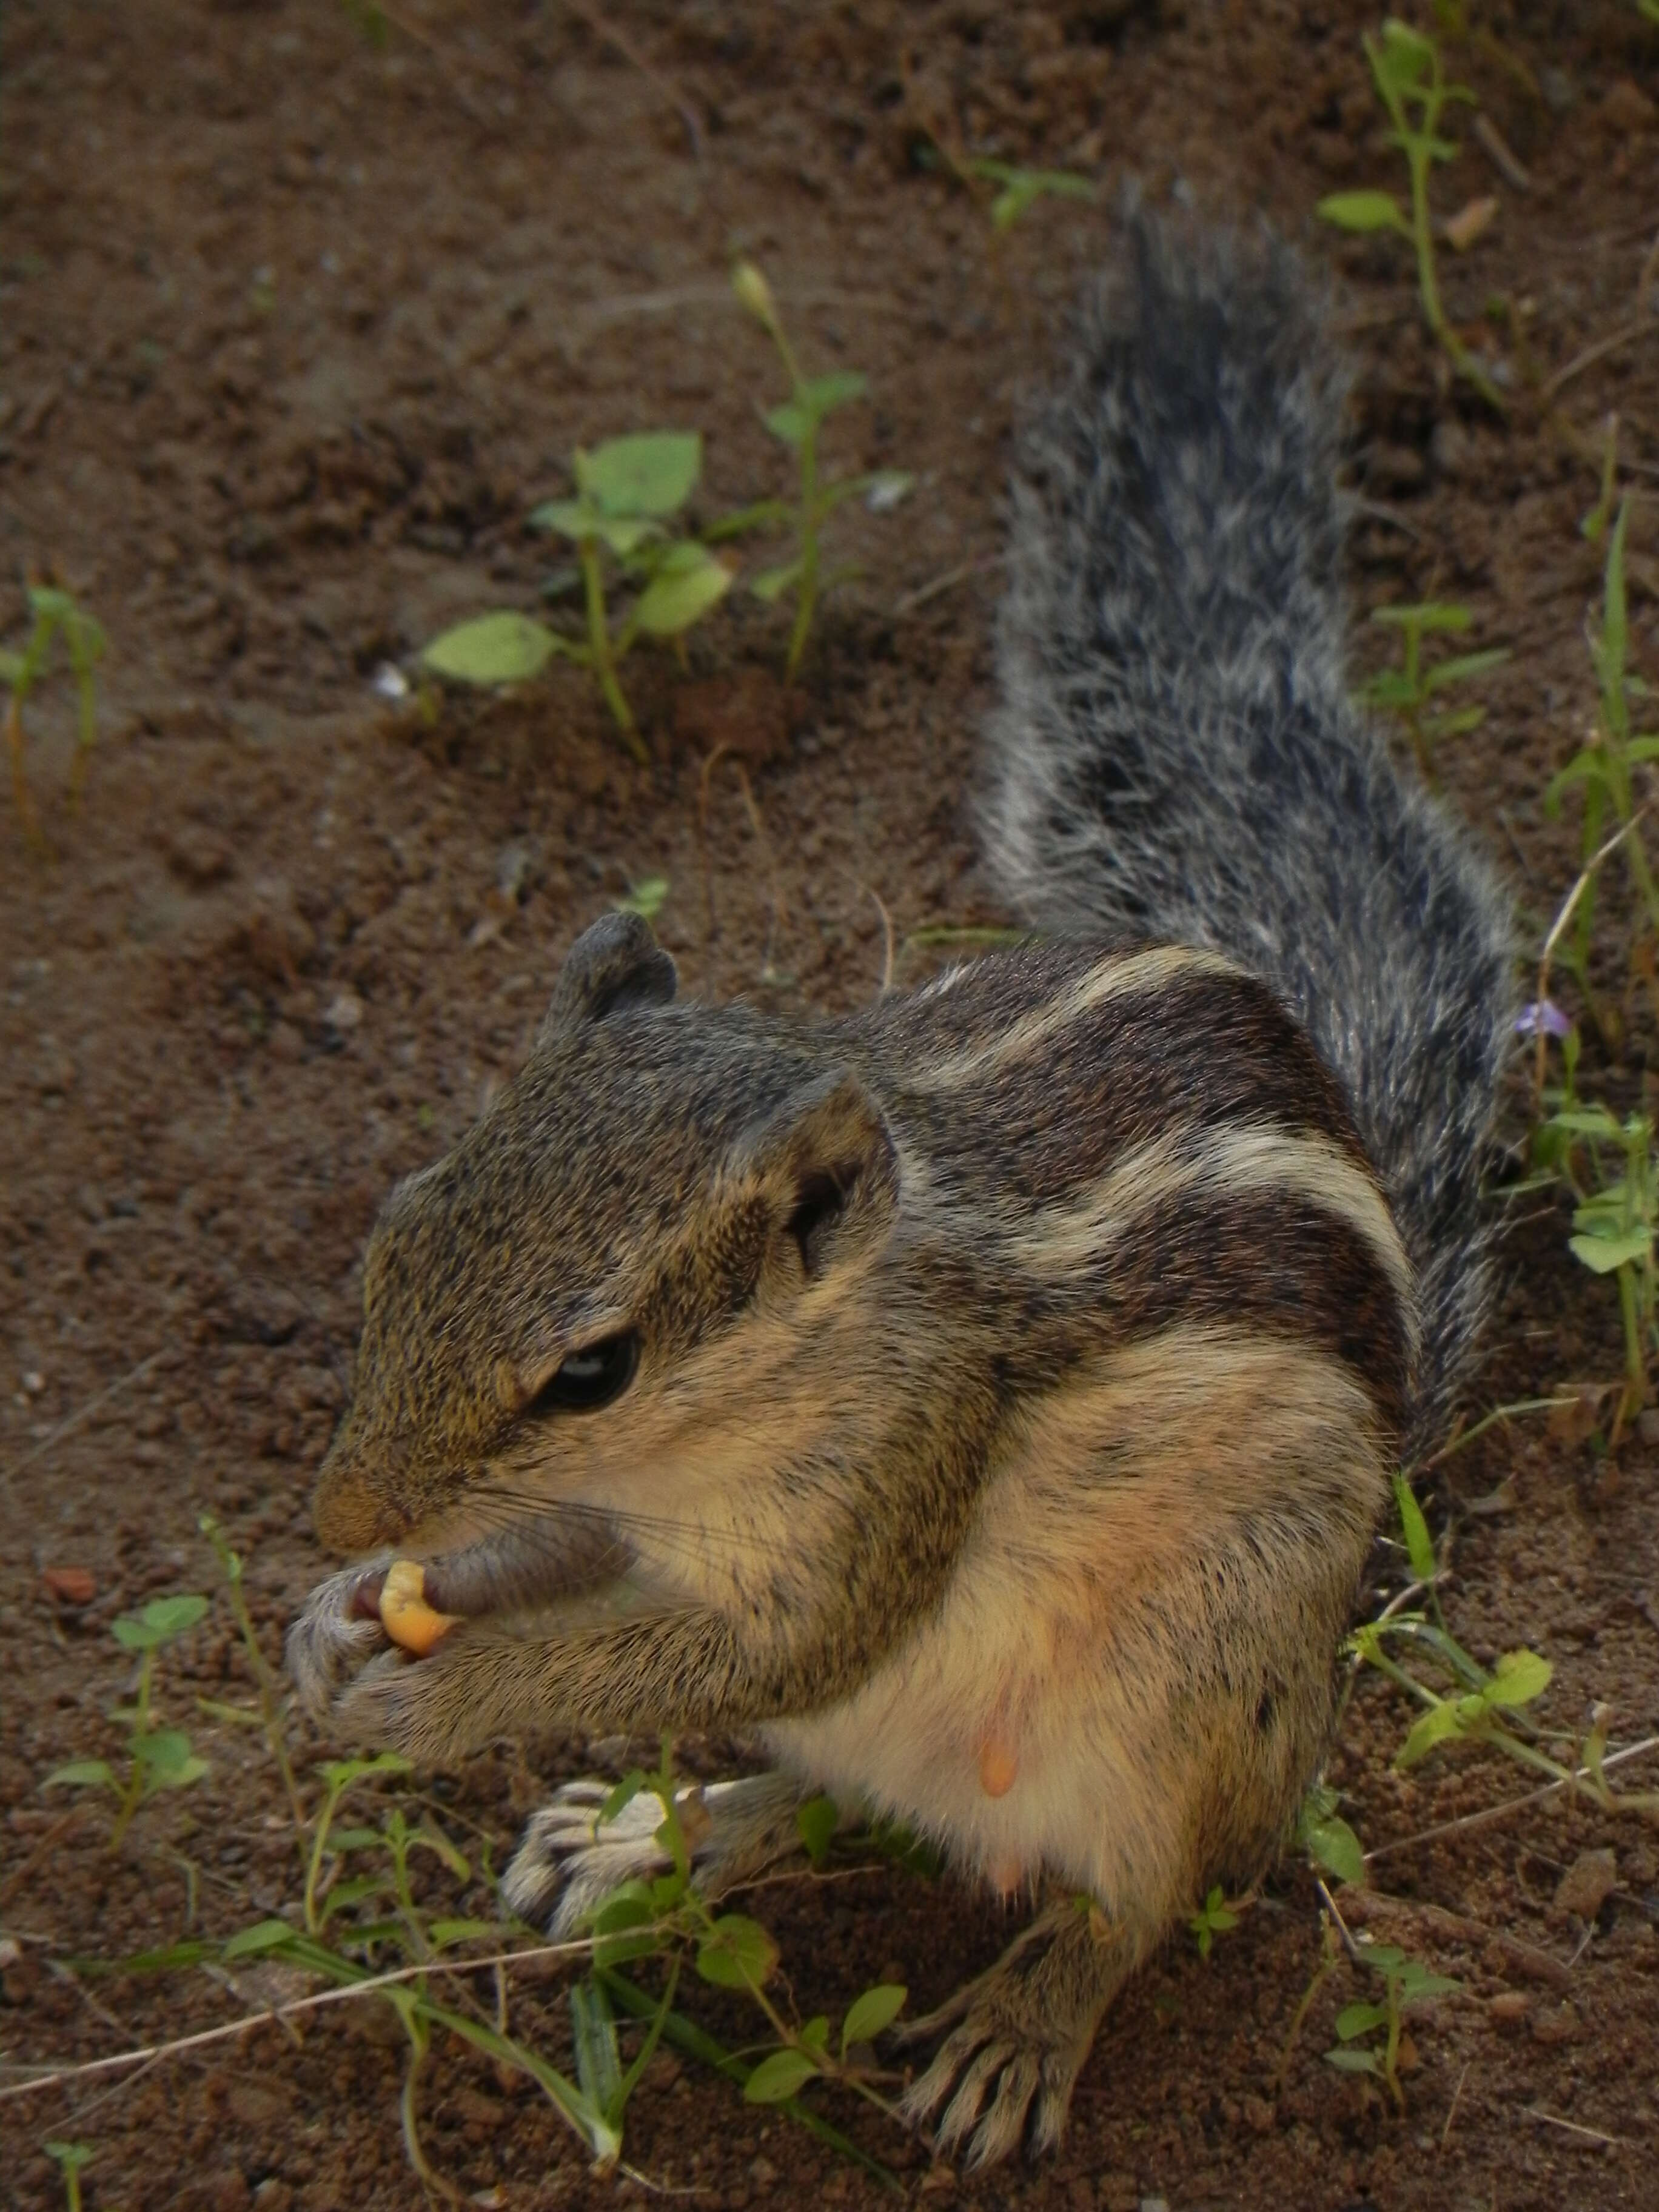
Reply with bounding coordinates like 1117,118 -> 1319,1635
4,2 -> 1659,2207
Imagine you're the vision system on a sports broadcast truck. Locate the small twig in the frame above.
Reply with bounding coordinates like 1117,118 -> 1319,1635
1441,2056 -> 1471,2148
865,886 -> 897,994
1543,321 -> 1659,405
893,554 -> 1006,617
2,1350 -> 167,1495
1472,113 -> 1530,193
1524,2106 -> 1626,2149
1638,229 -> 1659,324
1534,804 -> 1654,1098
1364,1733 -> 1659,1863
564,0 -> 704,161
0,1937 -> 597,2105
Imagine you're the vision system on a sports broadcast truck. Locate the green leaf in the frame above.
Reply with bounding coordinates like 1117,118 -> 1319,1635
529,497 -> 594,540
590,1881 -> 658,1936
429,1918 -> 495,1948
695,1913 -> 779,1991
570,1977 -> 624,2117
0,649 -> 24,685
223,1919 -> 300,1959
44,1758 -> 115,1791
1325,2046 -> 1384,2074
1569,1227 -> 1652,1274
1396,1964 -> 1461,2003
1334,1998 -> 1392,2040
1397,1701 -> 1469,1768
841,1983 -> 907,2051
1317,190 -> 1409,235
765,372 -> 868,445
631,543 -> 732,638
796,1792 -> 839,1865
1304,1814 -> 1366,1887
751,560 -> 803,604
577,432 -> 702,519
743,2048 -> 821,2103
599,1770 -> 651,1825
1423,648 -> 1509,691
1393,1471 -> 1437,1583
614,874 -> 669,922
112,1594 -> 210,1651
800,2015 -> 831,2054
132,1728 -> 207,1789
1486,1648 -> 1552,1706
421,612 -> 562,686
1371,602 -> 1473,632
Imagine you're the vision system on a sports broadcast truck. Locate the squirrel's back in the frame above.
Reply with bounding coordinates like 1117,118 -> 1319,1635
985,212 -> 1513,1449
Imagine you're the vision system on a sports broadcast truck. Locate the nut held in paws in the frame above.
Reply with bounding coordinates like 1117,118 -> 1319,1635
378,1560 -> 460,1656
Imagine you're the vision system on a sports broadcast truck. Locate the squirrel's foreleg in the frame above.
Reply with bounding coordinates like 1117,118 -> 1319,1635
332,1605 -> 848,1763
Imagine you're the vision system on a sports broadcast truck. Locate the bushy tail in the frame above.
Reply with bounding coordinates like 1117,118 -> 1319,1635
984,210 -> 1514,1445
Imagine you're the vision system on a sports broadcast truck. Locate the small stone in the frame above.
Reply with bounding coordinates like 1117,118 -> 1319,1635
1555,1846 -> 1618,1922
1488,1989 -> 1530,2026
1530,1999 -> 1581,2045
323,988 -> 363,1033
41,1566 -> 96,1606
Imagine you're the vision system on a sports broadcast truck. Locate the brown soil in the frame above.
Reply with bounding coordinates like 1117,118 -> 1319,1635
4,4 -> 1659,2208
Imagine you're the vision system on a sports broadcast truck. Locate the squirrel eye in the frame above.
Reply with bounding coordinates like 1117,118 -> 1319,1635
525,1331 -> 639,1416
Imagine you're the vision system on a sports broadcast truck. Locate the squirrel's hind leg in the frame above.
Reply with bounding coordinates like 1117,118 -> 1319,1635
502,1767 -> 814,1935
898,1899 -> 1137,2168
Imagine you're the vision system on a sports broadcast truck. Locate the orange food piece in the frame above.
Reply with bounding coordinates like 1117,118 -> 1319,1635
378,1560 -> 460,1656
977,1737 -> 1018,1798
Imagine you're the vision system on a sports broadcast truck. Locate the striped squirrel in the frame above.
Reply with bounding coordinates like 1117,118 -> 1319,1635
289,212 -> 1512,2167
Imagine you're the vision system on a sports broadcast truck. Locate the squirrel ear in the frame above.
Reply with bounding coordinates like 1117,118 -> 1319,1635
736,1071 -> 899,1281
543,911 -> 678,1031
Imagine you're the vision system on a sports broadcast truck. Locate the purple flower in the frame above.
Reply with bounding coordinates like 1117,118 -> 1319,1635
1515,1000 -> 1572,1039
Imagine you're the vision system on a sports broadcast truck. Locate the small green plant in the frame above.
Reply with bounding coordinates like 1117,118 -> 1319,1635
1547,495 -> 1659,981
577,1743 -> 908,2127
956,156 -> 1096,232
1187,1885 -> 1239,1960
1359,601 -> 1509,780
43,1595 -> 210,1846
423,433 -> 733,763
614,873 -> 669,922
2,583 -> 106,848
44,2142 -> 93,2212
1324,1940 -> 1459,2107
1296,1784 -> 1367,1888
1318,19 -> 1504,411
1537,1101 -> 1658,1432
721,262 -> 911,681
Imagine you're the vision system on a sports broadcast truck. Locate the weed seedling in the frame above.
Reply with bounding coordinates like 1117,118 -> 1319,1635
2,583 -> 106,848
423,434 -> 733,762
1536,1101 -> 1658,1433
1360,601 -> 1509,780
720,262 -> 911,680
44,2143 -> 93,2212
1546,495 -> 1659,980
1188,1885 -> 1240,1960
44,1595 -> 210,1846
1318,19 -> 1504,411
950,155 -> 1096,233
1324,1941 -> 1459,2107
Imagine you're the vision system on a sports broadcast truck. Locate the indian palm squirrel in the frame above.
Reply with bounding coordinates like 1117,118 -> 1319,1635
289,211 -> 1512,2167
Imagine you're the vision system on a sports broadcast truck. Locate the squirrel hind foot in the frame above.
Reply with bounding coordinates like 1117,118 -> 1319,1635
899,1900 -> 1136,2168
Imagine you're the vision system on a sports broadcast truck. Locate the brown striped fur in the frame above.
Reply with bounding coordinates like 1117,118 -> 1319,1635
289,209 -> 1509,2168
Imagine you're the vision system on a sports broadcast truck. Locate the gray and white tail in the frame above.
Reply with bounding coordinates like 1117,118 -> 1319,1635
984,210 -> 1513,1447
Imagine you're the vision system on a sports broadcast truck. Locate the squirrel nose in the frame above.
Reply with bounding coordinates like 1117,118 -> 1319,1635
312,1443 -> 411,1553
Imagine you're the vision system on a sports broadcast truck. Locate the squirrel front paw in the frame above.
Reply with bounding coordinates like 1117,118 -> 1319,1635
503,1769 -> 814,1934
286,1557 -> 393,1723
503,1780 -> 680,1934
897,1902 -> 1130,2167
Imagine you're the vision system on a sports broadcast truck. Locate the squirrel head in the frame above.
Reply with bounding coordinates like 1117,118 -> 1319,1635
312,913 -> 902,1584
